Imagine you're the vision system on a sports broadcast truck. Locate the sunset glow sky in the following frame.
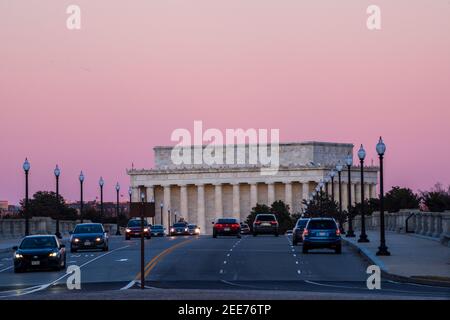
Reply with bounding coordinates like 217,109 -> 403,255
1,0 -> 449,204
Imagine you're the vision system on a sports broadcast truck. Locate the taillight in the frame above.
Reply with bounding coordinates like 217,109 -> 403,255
215,224 -> 222,228
302,228 -> 309,237
232,223 -> 240,228
336,229 -> 341,236
255,221 -> 261,225
270,221 -> 277,225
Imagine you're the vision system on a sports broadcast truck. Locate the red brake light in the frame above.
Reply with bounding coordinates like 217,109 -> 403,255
232,223 -> 240,228
302,228 -> 309,237
270,221 -> 277,225
255,221 -> 261,225
336,229 -> 341,236
215,224 -> 222,228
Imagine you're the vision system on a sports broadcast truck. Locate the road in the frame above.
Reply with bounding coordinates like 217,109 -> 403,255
0,234 -> 449,299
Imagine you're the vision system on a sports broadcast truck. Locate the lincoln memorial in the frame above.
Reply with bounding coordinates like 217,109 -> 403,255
127,142 -> 378,234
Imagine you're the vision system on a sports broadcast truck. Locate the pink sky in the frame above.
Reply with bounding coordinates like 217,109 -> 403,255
1,0 -> 449,204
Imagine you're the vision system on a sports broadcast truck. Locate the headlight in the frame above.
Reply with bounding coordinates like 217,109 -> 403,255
143,228 -> 149,232
170,228 -> 175,232
73,238 -> 80,243
126,228 -> 131,233
49,252 -> 58,257
95,237 -> 102,242
184,228 -> 188,232
15,253 -> 23,259
195,228 -> 200,233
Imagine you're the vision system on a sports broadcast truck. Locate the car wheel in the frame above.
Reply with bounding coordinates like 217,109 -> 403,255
274,233 -> 279,237
335,245 -> 342,254
237,234 -> 241,239
293,238 -> 298,246
146,236 -> 151,240
253,233 -> 257,237
213,232 -> 217,238
14,268 -> 24,273
125,236 -> 130,240
70,248 -> 76,253
302,245 -> 308,254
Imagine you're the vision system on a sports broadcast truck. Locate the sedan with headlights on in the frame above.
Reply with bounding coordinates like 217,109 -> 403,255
187,224 -> 201,235
169,222 -> 190,236
125,219 -> 151,240
13,235 -> 66,273
70,223 -> 109,252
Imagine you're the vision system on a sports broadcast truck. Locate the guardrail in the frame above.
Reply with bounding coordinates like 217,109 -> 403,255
348,210 -> 450,247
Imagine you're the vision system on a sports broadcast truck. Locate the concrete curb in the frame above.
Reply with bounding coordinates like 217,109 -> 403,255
343,239 -> 450,288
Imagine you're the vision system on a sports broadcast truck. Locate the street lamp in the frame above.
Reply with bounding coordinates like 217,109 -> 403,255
99,177 -> 104,221
358,145 -> 369,243
346,154 -> 355,237
330,170 -> 336,202
174,210 -> 178,223
168,208 -> 171,230
324,176 -> 330,198
336,161 -> 344,233
140,191 -> 145,289
115,182 -> 121,235
128,186 -> 132,216
54,165 -> 61,239
23,158 -> 30,236
79,171 -> 84,223
160,201 -> 164,227
376,137 -> 390,256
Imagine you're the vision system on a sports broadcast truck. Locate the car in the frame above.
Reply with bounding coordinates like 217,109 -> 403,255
187,224 -> 201,235
292,218 -> 310,245
125,219 -> 151,240
240,223 -> 251,234
169,222 -> 190,236
213,218 -> 241,238
252,214 -> 279,236
13,235 -> 66,273
302,218 -> 342,254
70,223 -> 109,252
285,230 -> 293,235
150,224 -> 165,237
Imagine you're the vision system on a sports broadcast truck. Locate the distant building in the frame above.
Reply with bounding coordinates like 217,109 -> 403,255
68,201 -> 130,217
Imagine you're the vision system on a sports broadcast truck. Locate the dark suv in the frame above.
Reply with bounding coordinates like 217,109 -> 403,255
292,218 -> 310,245
302,218 -> 342,254
253,214 -> 279,236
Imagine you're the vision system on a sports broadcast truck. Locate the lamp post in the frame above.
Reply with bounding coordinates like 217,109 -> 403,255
358,145 -> 369,243
346,154 -> 355,237
174,210 -> 177,223
79,171 -> 84,223
376,137 -> 390,256
336,161 -> 344,233
324,176 -> 330,199
54,165 -> 61,239
168,208 -> 171,230
115,182 -> 121,235
99,177 -> 104,221
23,158 -> 30,236
160,201 -> 164,227
128,186 -> 132,217
330,170 -> 336,202
140,192 -> 145,289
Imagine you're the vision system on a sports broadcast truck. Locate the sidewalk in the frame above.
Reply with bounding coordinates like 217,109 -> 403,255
344,230 -> 450,286
0,238 -> 23,253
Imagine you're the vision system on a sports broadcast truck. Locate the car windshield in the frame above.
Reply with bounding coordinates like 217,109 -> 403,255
152,225 -> 163,229
20,237 -> 57,249
188,225 -> 197,229
297,219 -> 309,227
256,215 -> 275,221
217,219 -> 237,224
307,220 -> 337,230
74,224 -> 103,234
173,223 -> 186,227
128,220 -> 148,227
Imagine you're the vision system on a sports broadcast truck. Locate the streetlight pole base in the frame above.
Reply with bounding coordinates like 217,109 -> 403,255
358,234 -> 370,242
376,246 -> 391,256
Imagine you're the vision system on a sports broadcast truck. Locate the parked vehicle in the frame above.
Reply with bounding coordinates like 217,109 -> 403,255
188,224 -> 201,235
70,223 -> 109,252
170,222 -> 190,236
213,218 -> 241,238
125,219 -> 151,240
240,223 -> 251,234
292,218 -> 310,245
302,218 -> 342,254
13,235 -> 66,272
253,214 -> 279,236
150,224 -> 165,237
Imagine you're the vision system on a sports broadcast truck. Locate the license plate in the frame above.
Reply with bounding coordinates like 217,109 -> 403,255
84,241 -> 91,246
262,223 -> 270,226
31,261 -> 40,266
224,228 -> 230,231
318,232 -> 327,236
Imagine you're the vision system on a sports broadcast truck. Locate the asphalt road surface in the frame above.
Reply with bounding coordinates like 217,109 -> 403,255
0,235 -> 449,299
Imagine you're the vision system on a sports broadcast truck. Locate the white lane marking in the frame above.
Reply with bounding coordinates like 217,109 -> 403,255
219,269 -> 224,274
293,254 -> 296,257
227,253 -> 230,257
116,259 -> 129,262
1,258 -> 11,261
297,270 -> 302,274
0,244 -> 131,298
0,266 -> 13,273
223,261 -> 227,264
229,249 -> 233,252
120,280 -> 136,290
295,261 -> 299,265
220,279 -> 263,290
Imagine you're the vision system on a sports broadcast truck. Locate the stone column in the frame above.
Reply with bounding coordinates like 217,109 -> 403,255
214,184 -> 223,221
232,183 -> 240,219
284,182 -> 293,212
302,182 -> 309,209
131,187 -> 140,202
146,185 -> 154,203
370,183 -> 377,199
250,183 -> 258,208
439,212 -> 450,242
197,184 -> 206,233
432,213 -> 442,238
355,183 -> 361,205
427,214 -> 435,237
364,183 -> 371,201
163,185 -> 171,229
267,182 -> 275,206
180,184 -> 188,222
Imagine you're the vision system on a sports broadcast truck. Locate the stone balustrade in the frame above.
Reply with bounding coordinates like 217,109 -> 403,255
348,210 -> 450,246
